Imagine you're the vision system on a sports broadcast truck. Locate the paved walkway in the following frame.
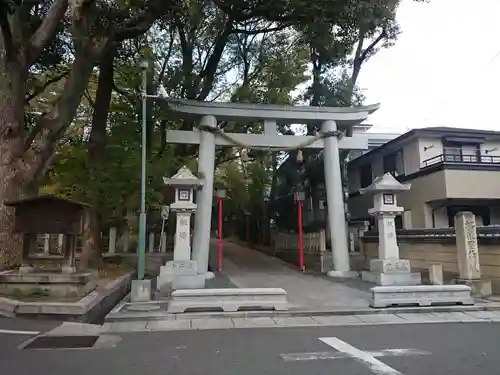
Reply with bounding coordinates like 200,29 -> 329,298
210,240 -> 371,310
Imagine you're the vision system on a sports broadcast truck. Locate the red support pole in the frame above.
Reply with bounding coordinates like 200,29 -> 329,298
218,198 -> 223,273
245,214 -> 250,243
297,194 -> 304,272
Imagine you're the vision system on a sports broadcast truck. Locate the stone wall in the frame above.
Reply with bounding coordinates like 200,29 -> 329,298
361,227 -> 500,292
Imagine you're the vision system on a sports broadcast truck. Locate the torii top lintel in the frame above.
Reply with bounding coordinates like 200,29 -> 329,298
167,99 -> 380,125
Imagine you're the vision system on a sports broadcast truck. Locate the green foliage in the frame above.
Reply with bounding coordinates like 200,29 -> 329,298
33,0 -> 427,236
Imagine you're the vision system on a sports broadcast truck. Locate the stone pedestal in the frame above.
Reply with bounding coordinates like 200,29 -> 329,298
452,211 -> 492,297
362,259 -> 421,286
157,260 -> 205,293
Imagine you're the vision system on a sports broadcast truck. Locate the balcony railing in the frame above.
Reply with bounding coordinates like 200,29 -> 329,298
422,153 -> 500,168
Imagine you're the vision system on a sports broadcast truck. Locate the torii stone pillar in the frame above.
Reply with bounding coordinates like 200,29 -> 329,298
165,99 -> 380,279
193,115 -> 217,277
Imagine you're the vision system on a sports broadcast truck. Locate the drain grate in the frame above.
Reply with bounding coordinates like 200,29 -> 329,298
22,335 -> 99,350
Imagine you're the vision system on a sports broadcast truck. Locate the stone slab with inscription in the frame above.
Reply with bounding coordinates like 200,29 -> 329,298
157,260 -> 199,292
370,259 -> 411,274
455,211 -> 481,280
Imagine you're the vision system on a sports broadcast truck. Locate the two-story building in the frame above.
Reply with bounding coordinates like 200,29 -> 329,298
348,127 -> 500,229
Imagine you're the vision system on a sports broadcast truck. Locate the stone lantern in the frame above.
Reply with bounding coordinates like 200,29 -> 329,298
360,173 -> 421,286
163,165 -> 202,261
158,166 -> 205,292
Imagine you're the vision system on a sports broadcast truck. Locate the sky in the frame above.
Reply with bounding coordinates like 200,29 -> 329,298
360,0 -> 500,133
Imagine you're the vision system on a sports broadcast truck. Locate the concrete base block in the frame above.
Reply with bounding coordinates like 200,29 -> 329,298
370,284 -> 474,308
131,279 -> 152,303
61,266 -> 77,274
453,278 -> 492,297
168,288 -> 288,313
204,271 -> 215,280
362,271 -> 422,286
157,273 -> 171,293
172,274 -> 206,290
326,270 -> 359,278
429,264 -> 444,285
18,265 -> 34,274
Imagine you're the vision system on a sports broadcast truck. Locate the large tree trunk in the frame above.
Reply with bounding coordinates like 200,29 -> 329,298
80,47 -> 116,270
0,162 -> 25,269
0,56 -> 28,269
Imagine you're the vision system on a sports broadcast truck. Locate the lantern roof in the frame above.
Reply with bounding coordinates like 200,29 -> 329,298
163,166 -> 203,187
360,173 -> 411,195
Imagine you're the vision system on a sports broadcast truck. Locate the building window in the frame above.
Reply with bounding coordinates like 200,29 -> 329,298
443,141 -> 480,162
360,164 -> 372,188
383,150 -> 404,176
443,141 -> 462,162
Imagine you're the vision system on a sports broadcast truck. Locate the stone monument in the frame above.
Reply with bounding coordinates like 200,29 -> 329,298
157,166 -> 206,292
452,211 -> 492,296
360,173 -> 421,285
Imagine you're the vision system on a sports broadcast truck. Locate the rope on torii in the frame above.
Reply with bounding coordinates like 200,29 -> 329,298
196,124 -> 345,152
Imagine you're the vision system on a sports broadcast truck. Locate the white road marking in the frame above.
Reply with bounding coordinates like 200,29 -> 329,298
319,337 -> 408,375
281,348 -> 430,361
0,329 -> 39,335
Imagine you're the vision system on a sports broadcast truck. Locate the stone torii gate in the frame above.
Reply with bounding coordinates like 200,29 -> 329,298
166,99 -> 380,279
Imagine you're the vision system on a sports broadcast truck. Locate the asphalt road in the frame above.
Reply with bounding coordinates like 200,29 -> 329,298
0,317 -> 62,333
1,322 -> 499,375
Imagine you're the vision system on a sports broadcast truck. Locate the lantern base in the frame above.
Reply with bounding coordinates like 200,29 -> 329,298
326,270 -> 358,278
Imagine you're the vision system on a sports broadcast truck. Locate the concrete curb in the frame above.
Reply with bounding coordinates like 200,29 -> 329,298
102,311 -> 500,333
0,272 -> 133,322
104,299 -> 500,323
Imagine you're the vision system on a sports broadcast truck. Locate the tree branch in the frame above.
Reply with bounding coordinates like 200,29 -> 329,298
359,29 -> 386,63
23,38 -> 109,183
360,30 -> 387,62
176,17 -> 196,100
156,26 -> 176,85
25,70 -> 70,103
196,17 -> 233,101
113,0 -> 174,41
112,80 -> 136,106
83,89 -> 94,107
28,0 -> 68,66
232,23 -> 292,35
